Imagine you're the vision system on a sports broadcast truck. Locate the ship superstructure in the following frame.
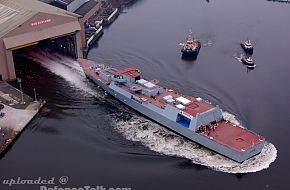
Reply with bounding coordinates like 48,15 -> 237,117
78,59 -> 265,163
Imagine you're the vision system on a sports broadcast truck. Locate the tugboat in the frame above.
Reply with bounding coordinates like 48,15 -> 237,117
241,56 -> 256,68
181,32 -> 201,58
241,39 -> 253,54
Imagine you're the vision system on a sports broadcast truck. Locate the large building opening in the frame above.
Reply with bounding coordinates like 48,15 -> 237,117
12,33 -> 79,59
11,33 -> 81,84
39,33 -> 79,59
0,0 -> 85,81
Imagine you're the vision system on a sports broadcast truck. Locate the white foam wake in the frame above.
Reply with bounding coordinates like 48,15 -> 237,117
25,49 -> 103,97
113,112 -> 277,173
234,53 -> 246,63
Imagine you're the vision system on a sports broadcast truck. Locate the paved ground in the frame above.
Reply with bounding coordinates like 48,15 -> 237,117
0,82 -> 45,155
0,127 -> 17,154
0,82 -> 33,109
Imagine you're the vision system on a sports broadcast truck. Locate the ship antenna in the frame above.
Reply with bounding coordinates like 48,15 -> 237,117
188,29 -> 193,40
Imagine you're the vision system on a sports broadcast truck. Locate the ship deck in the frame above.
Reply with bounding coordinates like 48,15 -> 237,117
78,59 -> 110,84
198,120 -> 264,152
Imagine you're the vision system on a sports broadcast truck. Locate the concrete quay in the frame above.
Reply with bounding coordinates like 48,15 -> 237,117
0,82 -> 45,155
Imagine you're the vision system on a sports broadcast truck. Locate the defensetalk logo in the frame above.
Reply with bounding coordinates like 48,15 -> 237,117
2,176 -> 132,190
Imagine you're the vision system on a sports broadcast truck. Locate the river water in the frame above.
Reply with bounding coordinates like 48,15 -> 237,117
1,0 -> 290,189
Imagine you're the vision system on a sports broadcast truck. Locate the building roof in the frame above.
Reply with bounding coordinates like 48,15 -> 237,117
0,0 -> 81,38
74,0 -> 98,16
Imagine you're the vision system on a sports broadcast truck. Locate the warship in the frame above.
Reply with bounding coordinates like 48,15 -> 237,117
78,58 -> 265,162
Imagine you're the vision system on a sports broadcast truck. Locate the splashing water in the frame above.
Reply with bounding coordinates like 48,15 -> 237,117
203,40 -> 214,47
234,53 -> 246,63
24,48 -> 103,98
113,111 -> 277,173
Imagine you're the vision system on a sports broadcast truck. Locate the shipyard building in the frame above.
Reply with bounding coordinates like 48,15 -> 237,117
0,0 -> 86,81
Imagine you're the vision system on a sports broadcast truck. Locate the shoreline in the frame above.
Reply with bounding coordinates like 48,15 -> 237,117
0,82 -> 46,156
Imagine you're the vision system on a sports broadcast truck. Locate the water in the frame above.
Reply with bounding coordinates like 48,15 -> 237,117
1,0 -> 290,189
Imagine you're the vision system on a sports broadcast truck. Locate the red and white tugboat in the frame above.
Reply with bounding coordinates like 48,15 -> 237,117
181,31 -> 201,58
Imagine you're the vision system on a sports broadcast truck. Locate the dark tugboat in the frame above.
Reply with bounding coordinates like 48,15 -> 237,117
181,32 -> 201,58
241,39 -> 253,54
241,56 -> 256,68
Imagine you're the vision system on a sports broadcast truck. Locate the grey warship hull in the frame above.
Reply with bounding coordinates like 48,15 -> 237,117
78,59 -> 265,163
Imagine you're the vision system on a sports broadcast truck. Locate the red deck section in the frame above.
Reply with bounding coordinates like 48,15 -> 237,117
78,58 -> 111,84
115,67 -> 141,78
198,121 -> 264,152
78,58 -> 98,68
